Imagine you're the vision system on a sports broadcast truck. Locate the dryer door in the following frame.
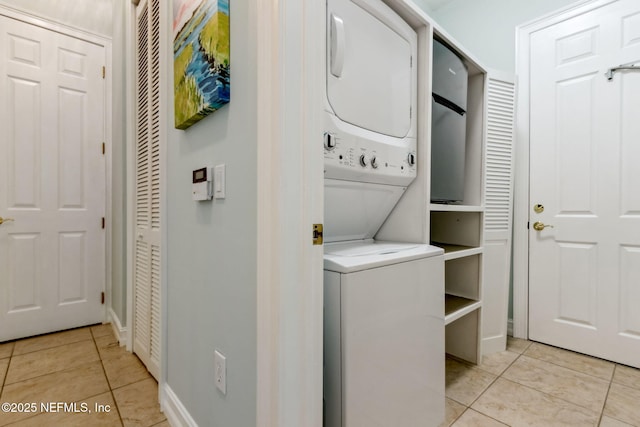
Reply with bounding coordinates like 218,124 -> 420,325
327,0 -> 416,138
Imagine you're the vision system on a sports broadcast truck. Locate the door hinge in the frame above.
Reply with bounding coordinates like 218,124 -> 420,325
102,66 -> 106,79
102,217 -> 105,229
101,142 -> 105,155
313,224 -> 324,245
527,221 -> 530,229
101,292 -> 105,304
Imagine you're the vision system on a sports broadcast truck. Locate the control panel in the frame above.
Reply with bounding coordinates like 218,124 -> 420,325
323,130 -> 417,186
192,167 -> 213,201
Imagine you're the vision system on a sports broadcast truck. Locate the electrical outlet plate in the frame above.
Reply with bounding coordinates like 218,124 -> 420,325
214,350 -> 226,394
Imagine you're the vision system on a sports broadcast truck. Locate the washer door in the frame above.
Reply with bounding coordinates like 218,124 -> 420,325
327,0 -> 416,138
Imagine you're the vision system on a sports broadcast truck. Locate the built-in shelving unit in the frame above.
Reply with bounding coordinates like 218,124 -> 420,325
375,3 -> 515,365
431,209 -> 484,364
429,33 -> 486,365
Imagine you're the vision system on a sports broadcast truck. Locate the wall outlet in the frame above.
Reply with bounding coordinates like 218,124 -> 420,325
214,350 -> 226,395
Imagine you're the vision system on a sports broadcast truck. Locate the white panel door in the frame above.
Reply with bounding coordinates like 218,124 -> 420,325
133,0 -> 161,380
529,0 -> 640,367
0,15 -> 106,341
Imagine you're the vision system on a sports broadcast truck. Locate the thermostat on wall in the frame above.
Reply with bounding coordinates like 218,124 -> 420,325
192,167 -> 213,201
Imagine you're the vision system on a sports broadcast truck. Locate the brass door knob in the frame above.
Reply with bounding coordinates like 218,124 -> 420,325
533,221 -> 553,231
0,217 -> 15,225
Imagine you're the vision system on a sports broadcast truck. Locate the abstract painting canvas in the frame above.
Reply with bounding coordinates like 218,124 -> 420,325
173,0 -> 230,129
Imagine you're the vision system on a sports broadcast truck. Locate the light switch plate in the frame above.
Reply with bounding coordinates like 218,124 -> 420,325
214,164 -> 226,199
214,350 -> 226,394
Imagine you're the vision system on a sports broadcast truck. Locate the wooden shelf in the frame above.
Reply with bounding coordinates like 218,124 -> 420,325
445,294 -> 481,325
429,204 -> 484,213
431,243 -> 483,261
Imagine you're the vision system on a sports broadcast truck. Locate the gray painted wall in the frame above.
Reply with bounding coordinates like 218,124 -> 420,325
164,1 -> 258,425
9,1 -> 259,423
0,0 -> 112,37
427,0 -> 580,73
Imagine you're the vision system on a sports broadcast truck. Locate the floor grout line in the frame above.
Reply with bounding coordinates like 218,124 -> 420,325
445,339 -> 638,427
90,329 -> 125,427
10,336 -> 95,358
1,356 -> 103,388
0,325 -> 165,427
500,370 -> 610,416
0,343 -> 15,400
459,351 -> 523,427
596,371 -> 614,427
524,342 -> 616,382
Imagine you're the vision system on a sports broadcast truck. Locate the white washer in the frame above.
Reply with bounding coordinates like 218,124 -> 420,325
324,241 -> 444,427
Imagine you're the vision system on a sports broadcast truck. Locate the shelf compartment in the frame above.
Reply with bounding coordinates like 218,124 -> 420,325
444,254 -> 481,300
445,294 -> 481,325
446,307 -> 481,364
430,211 -> 482,248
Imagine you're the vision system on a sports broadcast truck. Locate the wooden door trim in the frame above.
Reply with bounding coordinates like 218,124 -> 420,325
255,0 -> 325,425
513,0 -> 618,340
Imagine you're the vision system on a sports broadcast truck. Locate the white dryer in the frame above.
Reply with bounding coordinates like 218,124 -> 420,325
324,0 -> 418,243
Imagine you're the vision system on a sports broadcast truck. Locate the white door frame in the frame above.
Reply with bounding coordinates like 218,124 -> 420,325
0,3 -> 113,328
125,0 -> 136,353
255,0 -> 325,425
513,0 -> 618,339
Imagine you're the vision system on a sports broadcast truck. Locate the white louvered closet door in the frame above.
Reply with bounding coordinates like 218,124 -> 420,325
134,0 -> 161,380
482,72 -> 516,354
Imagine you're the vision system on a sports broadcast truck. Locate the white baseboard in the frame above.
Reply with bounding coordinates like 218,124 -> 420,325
482,334 -> 507,356
507,319 -> 514,337
108,308 -> 127,346
161,383 -> 198,427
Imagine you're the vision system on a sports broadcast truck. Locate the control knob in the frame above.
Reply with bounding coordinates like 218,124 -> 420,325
407,152 -> 416,166
324,133 -> 336,150
371,156 -> 378,169
359,154 -> 368,167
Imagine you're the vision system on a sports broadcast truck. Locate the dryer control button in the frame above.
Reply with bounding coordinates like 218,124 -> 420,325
407,153 -> 416,166
370,156 -> 378,169
359,154 -> 368,167
324,133 -> 336,150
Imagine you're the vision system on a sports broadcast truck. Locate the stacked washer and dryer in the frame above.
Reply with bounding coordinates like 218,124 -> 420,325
322,0 -> 445,426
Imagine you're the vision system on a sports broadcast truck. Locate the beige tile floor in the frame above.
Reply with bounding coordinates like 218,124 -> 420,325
0,324 -> 166,427
3,329 -> 639,426
442,337 -> 640,427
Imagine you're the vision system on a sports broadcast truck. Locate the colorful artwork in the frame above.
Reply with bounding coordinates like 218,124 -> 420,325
173,0 -> 230,129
